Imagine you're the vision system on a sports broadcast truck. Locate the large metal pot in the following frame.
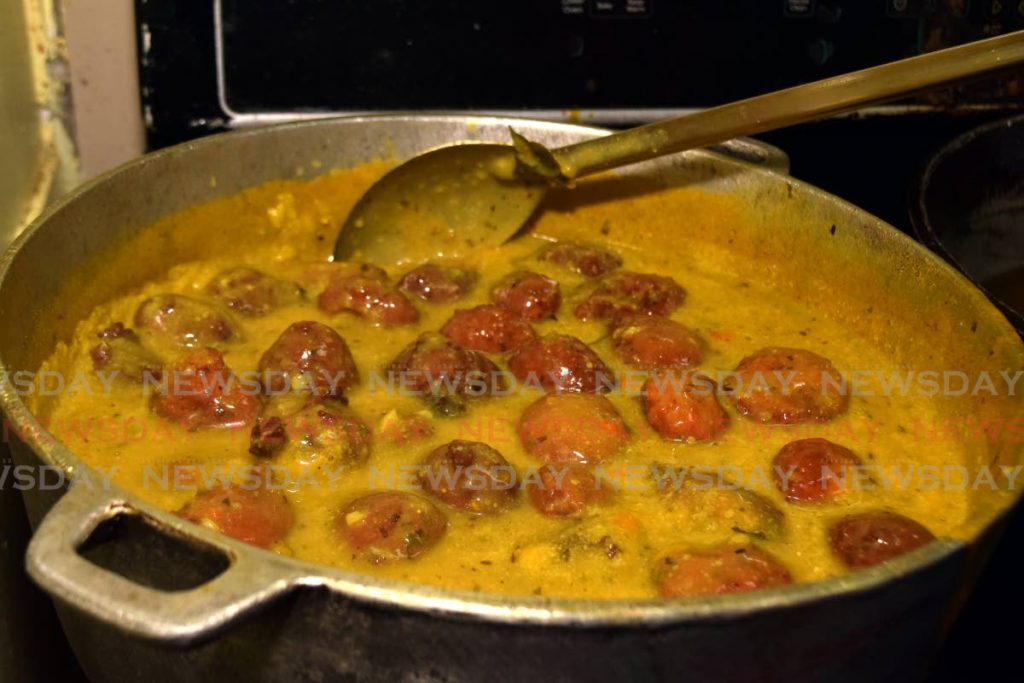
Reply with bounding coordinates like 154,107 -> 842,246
1,116 -> 1021,683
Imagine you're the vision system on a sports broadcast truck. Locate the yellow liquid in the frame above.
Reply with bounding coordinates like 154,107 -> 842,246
35,164 -> 975,599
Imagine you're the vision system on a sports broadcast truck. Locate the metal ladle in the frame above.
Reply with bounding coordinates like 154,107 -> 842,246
335,31 -> 1024,266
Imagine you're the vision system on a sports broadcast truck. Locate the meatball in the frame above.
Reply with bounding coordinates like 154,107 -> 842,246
299,261 -> 388,295
611,316 -> 701,370
134,294 -> 235,348
399,263 -> 476,303
250,401 -> 371,472
257,321 -> 359,399
507,334 -> 614,394
318,275 -> 419,327
336,491 -> 447,564
386,333 -> 505,417
416,440 -> 518,514
642,373 -> 729,442
175,482 -> 294,549
490,271 -> 561,321
574,272 -> 686,322
723,347 -> 849,424
537,241 -> 622,278
526,464 -> 612,517
829,512 -> 935,569
152,348 -> 260,430
89,322 -> 162,383
517,394 -> 629,465
772,438 -> 862,504
654,545 -> 792,597
205,266 -> 304,316
441,305 -> 537,354
653,467 -> 785,540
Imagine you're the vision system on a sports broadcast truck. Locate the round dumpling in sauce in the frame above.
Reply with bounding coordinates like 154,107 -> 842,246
135,294 -> 235,348
507,334 -> 614,394
723,347 -> 849,424
175,481 -> 294,549
772,438 -> 862,504
151,348 -> 260,430
299,261 -> 388,295
335,491 -> 447,564
490,270 -> 561,321
399,263 -> 476,303
386,332 -> 505,417
526,464 -> 613,518
89,322 -> 163,383
517,394 -> 629,465
574,271 -> 686,322
318,272 -> 419,327
441,305 -> 537,354
642,373 -> 729,442
416,440 -> 518,514
828,512 -> 935,569
537,241 -> 622,278
205,266 -> 304,316
654,545 -> 792,597
651,466 -> 785,541
249,401 -> 371,474
611,315 -> 701,371
257,321 -> 359,400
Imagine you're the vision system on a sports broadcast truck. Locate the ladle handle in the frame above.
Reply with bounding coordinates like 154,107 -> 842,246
550,31 -> 1024,180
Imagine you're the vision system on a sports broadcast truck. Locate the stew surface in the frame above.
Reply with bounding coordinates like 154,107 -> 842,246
34,162 -> 973,599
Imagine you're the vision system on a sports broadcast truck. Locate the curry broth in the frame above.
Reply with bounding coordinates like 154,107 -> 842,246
35,165 -> 978,599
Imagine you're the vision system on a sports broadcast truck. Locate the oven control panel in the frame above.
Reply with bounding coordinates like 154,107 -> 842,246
138,0 -> 1024,147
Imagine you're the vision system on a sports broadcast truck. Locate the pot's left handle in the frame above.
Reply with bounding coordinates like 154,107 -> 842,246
25,483 -> 302,644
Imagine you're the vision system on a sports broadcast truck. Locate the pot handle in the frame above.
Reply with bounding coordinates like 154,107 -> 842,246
712,138 -> 791,175
25,483 -> 301,644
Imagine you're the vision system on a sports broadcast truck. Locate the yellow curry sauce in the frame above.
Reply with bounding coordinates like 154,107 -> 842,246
33,163 -> 977,600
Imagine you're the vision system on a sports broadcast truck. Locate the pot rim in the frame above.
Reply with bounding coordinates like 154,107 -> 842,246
0,113 -> 1014,629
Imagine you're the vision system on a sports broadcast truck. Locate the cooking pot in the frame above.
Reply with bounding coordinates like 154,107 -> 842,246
911,113 -> 1024,333
1,116 -> 1021,683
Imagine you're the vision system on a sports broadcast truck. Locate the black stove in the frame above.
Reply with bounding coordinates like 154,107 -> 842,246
136,1 -> 1023,228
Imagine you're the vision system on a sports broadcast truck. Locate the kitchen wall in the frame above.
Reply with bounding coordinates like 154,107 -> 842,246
63,0 -> 145,178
